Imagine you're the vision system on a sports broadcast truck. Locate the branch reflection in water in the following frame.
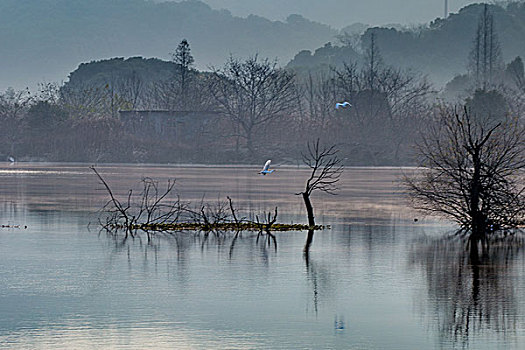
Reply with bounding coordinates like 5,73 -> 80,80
102,226 -> 280,265
411,234 -> 525,348
104,226 -> 327,317
303,227 -> 342,323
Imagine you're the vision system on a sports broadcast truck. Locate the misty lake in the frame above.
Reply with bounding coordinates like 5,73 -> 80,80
0,163 -> 524,349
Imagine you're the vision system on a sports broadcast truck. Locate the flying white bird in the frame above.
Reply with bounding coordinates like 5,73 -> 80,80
259,159 -> 275,175
335,101 -> 352,109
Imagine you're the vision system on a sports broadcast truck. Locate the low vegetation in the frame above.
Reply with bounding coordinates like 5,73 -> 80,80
91,167 -> 324,244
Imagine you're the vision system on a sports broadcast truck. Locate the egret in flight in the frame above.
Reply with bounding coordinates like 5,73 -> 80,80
335,101 -> 352,109
259,159 -> 275,175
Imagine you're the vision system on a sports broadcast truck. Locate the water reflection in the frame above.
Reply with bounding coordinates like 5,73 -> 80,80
4,164 -> 525,349
412,236 -> 524,348
103,228 -> 280,265
304,246 -> 336,317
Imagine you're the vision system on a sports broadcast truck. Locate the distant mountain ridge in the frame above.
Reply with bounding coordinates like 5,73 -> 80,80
4,1 -> 523,91
0,0 -> 336,89
288,3 -> 525,86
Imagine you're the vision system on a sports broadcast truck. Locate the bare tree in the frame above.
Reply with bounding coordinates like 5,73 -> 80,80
300,71 -> 338,133
144,71 -> 214,112
208,55 -> 297,157
298,139 -> 343,253
91,166 -> 186,240
115,70 -> 144,110
333,56 -> 432,164
0,87 -> 32,156
406,106 -> 525,261
145,79 -> 178,110
60,82 -> 108,119
60,78 -> 133,119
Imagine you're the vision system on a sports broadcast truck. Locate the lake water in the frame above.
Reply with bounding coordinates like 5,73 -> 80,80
0,163 -> 524,349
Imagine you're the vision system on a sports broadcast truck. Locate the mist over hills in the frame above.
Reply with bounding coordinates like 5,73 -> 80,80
3,1 -> 525,165
0,0 -> 335,90
289,3 -> 525,86
4,1 -> 525,91
197,0 -> 477,28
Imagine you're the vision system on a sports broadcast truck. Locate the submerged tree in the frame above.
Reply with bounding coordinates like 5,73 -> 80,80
298,139 -> 343,253
406,106 -> 525,261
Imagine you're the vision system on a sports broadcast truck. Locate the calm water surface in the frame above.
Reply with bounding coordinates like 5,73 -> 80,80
0,163 -> 524,349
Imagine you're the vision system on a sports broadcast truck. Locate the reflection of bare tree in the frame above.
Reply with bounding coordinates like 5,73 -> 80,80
304,240 -> 319,315
103,225 -> 278,265
304,239 -> 334,316
411,236 -> 523,347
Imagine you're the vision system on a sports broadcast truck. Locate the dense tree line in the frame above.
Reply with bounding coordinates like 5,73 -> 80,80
2,18 -> 525,166
0,49 -> 432,164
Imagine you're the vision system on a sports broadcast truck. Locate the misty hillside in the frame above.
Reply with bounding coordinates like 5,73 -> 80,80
0,0 -> 335,90
197,0 -> 476,28
288,3 -> 525,86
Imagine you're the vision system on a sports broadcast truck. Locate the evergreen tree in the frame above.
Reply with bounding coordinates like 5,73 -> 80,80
171,39 -> 195,109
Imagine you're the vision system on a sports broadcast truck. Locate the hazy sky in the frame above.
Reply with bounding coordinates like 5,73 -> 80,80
197,0 -> 478,28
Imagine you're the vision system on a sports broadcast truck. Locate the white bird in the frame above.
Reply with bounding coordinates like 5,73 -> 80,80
335,101 -> 352,109
259,159 -> 275,175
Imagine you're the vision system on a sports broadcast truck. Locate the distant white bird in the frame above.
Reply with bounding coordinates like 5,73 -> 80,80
259,159 -> 275,175
335,101 -> 352,109
7,156 -> 15,163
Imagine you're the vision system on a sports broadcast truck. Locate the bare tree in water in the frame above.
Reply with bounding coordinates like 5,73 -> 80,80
298,139 -> 343,254
406,106 -> 525,262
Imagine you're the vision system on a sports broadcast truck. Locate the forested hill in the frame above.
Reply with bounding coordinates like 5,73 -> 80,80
0,0 -> 335,90
288,3 -> 525,86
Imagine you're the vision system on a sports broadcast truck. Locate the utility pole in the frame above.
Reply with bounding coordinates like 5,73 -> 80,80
444,0 -> 448,18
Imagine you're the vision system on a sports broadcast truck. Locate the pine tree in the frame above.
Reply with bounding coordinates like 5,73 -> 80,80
171,39 -> 195,109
